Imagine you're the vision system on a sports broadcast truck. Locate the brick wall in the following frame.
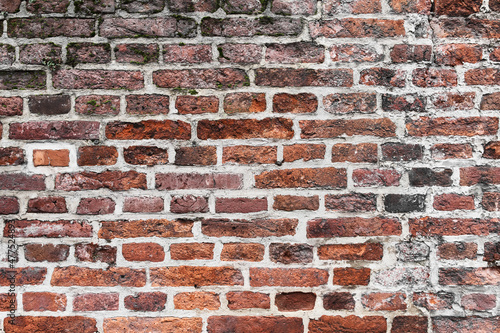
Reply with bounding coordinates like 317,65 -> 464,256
0,0 -> 499,332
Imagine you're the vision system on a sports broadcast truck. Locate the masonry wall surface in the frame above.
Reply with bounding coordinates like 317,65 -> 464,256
0,0 -> 500,332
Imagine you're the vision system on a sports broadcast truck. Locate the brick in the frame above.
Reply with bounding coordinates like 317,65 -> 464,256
124,146 -> 169,166
307,217 -> 401,238
19,43 -> 61,65
269,243 -> 313,264
208,316 -> 303,333
5,220 -> 91,238
396,242 -> 429,261
310,19 -> 404,38
224,92 -> 266,114
484,242 -> 500,261
198,118 -> 293,140
352,169 -> 401,187
283,144 -> 325,162
409,217 -> 492,236
8,18 -> 94,38
484,141 -> 500,159
170,243 -> 214,260
73,293 -> 118,311
23,292 -> 66,312
390,44 -> 432,63
256,68 -> 353,87
325,193 -> 376,212
53,70 -> 143,90
360,68 -> 406,87
392,317 -> 428,333
273,93 -> 318,113
202,218 -> 297,238
324,93 -> 376,114
75,0 -> 115,13
390,0 -> 431,13
382,94 -> 426,112
51,266 -> 145,287
0,147 -> 24,166
10,121 -> 99,140
439,268 -> 500,285
385,194 -> 426,213
175,146 -> 217,166
124,292 -> 166,312
482,93 -> 500,110
300,118 -> 396,138
115,43 -> 159,64
435,44 -> 482,66
218,44 -> 262,64
431,18 -> 500,39
167,0 -> 217,12
201,17 -> 303,37
0,71 -> 45,90
4,317 -> 97,333
276,292 -> 316,311
323,292 -> 355,310
27,0 -> 69,12
170,195 -> 209,213
176,96 -> 218,114
413,292 -> 454,310
271,0 -> 316,14
151,266 -> 243,286
331,143 -> 378,163
223,146 -> 277,164
156,173 -> 242,190
0,174 -> 45,191
491,47 -> 500,61
483,192 -> 500,211
75,243 -> 116,263
0,0 -> 21,12
0,97 -> 23,116
76,95 -> 120,116
431,143 -> 473,159
0,294 -> 16,312
99,219 -> 193,239
433,317 -> 500,333
409,117 -> 498,136
373,267 -> 430,287
221,243 -> 264,262
435,0 -> 481,16
123,197 -> 164,213
77,146 -> 117,166
164,44 -> 212,63
227,292 -> 270,309
66,43 -> 111,65
492,0 -> 500,11
216,198 -> 267,213
333,268 -> 370,286
106,120 -> 190,140
461,294 -> 496,311
362,293 -> 406,310
222,0 -> 264,14
460,166 -> 500,185
273,195 -> 319,211
256,167 -> 346,189
132,299 -> 170,315
154,68 -> 248,89
318,243 -> 383,261
100,17 -> 196,38
24,244 -> 69,262
56,171 -> 146,191
466,68 -> 500,85
309,316 -> 386,333
433,194 -> 474,211
103,317 -> 202,332
266,42 -> 324,64
175,292 -> 220,310
0,45 -> 15,65
250,268 -> 328,287
330,44 -> 383,62
438,242 -> 477,260
382,143 -> 423,161
123,243 -> 165,262
412,68 -> 457,87
0,197 -> 19,214
323,0 -> 381,14
126,95 -> 169,115
0,267 -> 46,285
27,196 -> 67,213
431,92 -> 476,110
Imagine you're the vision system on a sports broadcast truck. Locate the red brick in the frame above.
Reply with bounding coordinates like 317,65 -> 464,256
466,68 -> 500,85
330,44 -> 383,62
99,219 -> 193,239
76,95 -> 120,116
100,17 -> 196,38
216,198 -> 267,213
332,143 -> 378,163
170,243 -> 214,260
175,292 -> 220,310
483,141 -> 500,159
484,242 -> 500,261
300,118 -> 396,138
492,0 -> 500,11
0,197 -> 19,214
19,43 -> 61,65
73,293 -> 118,311
221,243 -> 264,262
431,18 -> 500,39
175,146 -> 217,165
126,95 -> 169,115
271,0 -> 316,14
382,143 -> 423,162
28,95 -> 70,115
53,69 -> 143,90
56,171 -> 146,191
256,167 -> 346,189
413,68 -> 457,87
154,68 -> 248,89
0,174 -> 45,191
0,71 -> 45,90
324,93 -> 376,114
5,220 -> 91,238
491,47 -> 500,61
256,68 -> 353,87
409,217 -> 492,236
170,195 -> 209,213
431,92 -> 476,110
77,146 -> 117,166
275,292 -> 316,311
483,192 -> 500,211
75,243 -> 117,263
223,145 -> 276,164
123,196 -> 164,213
460,166 -> 500,185
33,149 -> 70,167
392,317 -> 428,333
26,0 -> 69,12
407,117 -> 498,136
151,266 -> 243,286
382,94 -> 426,112
413,292 -> 454,310
124,146 -> 169,166
250,268 -> 328,287
433,317 -> 500,333
224,92 -> 265,114
308,217 -> 401,238
266,42 -> 324,64
103,317 -> 202,333
10,121 -> 99,140
218,44 -> 262,64
0,0 -> 21,12
106,120 -> 190,140
156,173 -> 242,190
435,44 -> 482,65
269,243 -> 313,264
198,118 -> 293,139
162,44 -> 211,63
0,147 -> 24,166
202,218 -> 298,238
439,268 -> 500,285
323,292 -> 355,310
176,95 -> 218,114
461,294 -> 496,311
309,316 -> 386,333
24,244 -> 69,262
0,267 -> 46,285
435,0 -> 481,16
273,93 -> 318,113
325,193 -> 376,212
389,0 -> 431,13
273,195 -> 319,211
51,266 -> 145,287
333,268 -> 370,285
0,96 -> 22,116
360,68 -> 406,87
23,292 -> 66,312
66,43 -> 110,65
124,292 -> 166,312
352,168 -> 401,187
373,267 -> 430,287
226,292 -> 270,310
201,17 -> 303,37
283,144 -> 325,162
391,44 -> 432,63
115,43 -> 158,64
431,143 -> 473,159
437,242 -> 477,260
222,0 -> 264,14
318,243 -> 383,261
8,18 -> 95,38
362,293 -> 406,310
27,196 -> 67,213
310,19 -> 405,38
324,0 -> 381,13
433,194 -> 474,211
4,317 -> 96,333
123,242 -> 165,262
208,316 -> 303,333
1,294 -> 16,312
75,0 -> 114,13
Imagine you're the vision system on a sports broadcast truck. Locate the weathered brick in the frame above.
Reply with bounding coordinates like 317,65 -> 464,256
126,95 -> 169,115
333,268 -> 370,285
324,93 -> 376,114
323,292 -> 355,310
325,193 -> 377,212
460,166 -> 500,185
76,95 -> 120,116
154,68 -> 248,89
103,317 -> 202,332
283,144 -> 325,162
273,195 -> 319,211
27,0 -> 69,13
22,292 -> 66,312
208,316 -> 303,333
8,18 -> 95,38
435,0 -> 481,16
176,95 -> 218,114
0,147 -> 24,166
373,267 -> 430,287
216,197 -> 267,213
250,268 -> 328,287
167,0 -> 217,12
222,0 -> 264,14
391,44 -> 431,63
53,70 -> 143,90
201,17 -> 303,37
461,294 -> 496,311
202,218 -> 297,238
151,266 -> 243,286
0,71 -> 46,90
224,93 -> 266,114
382,94 -> 426,112
51,266 -> 145,287
77,198 -> 115,215
0,0 -> 21,12
408,117 -> 498,136
431,92 -> 476,110
484,242 -> 500,261
433,194 -> 475,211
431,143 -> 473,160
392,317 -> 428,333
116,43 -> 159,64
466,68 -> 500,85
226,292 -> 270,310
175,146 -> 216,166
19,43 -> 61,65
223,146 -> 276,164
0,267 -> 46,285
0,97 -> 23,116
396,242 -> 430,262
413,68 -> 457,87
75,0 -> 115,13
0,197 -> 19,214
482,192 -> 500,211
99,219 -> 193,239
124,292 -> 166,312
435,44 -> 482,66
352,169 -> 401,187
330,44 -> 383,62
218,44 -> 262,64
308,217 -> 401,238
255,168 -> 347,189
273,93 -> 318,113
382,143 -> 423,161
269,243 -> 313,264
256,68 -> 353,87
483,141 -> 500,159
413,292 -> 454,310
431,18 -> 500,39
4,317 -> 97,333
123,243 -> 165,262
309,316 -> 386,333
27,196 -> 67,213
163,44 -> 211,64
66,43 -> 111,65
170,243 -> 214,260
75,243 -> 117,263
0,174 -> 45,191
170,195 -> 208,213
266,42 -> 324,64
360,68 -> 406,87
438,242 -> 477,260
11,121 -> 99,140
310,19 -> 404,38
56,171 -> 146,191
324,0 -> 380,14
175,292 -> 220,310
275,292 -> 316,311
318,243 -> 383,261
300,118 -> 396,138
5,220 -> 91,238
106,120 -> 190,140
409,217 -> 493,236
198,118 -> 293,140
362,293 -> 406,310
384,194 -> 426,213
0,45 -> 15,65
157,173 -> 242,190
123,196 -> 164,213
439,268 -> 500,285
331,143 -> 378,163
124,146 -> 169,166
433,317 -> 500,333
73,293 -> 119,312
77,146 -> 117,166
481,92 -> 500,110
24,244 -> 69,262
100,17 -> 197,38
221,243 -> 264,262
